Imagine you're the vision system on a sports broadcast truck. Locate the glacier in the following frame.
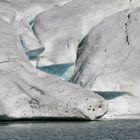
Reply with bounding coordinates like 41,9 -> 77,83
0,0 -> 140,119
0,17 -> 108,120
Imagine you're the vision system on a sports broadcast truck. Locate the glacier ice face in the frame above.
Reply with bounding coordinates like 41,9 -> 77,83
72,8 -> 140,118
0,16 -> 108,120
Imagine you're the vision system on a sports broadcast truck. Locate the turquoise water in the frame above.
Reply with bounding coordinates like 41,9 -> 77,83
0,120 -> 140,140
95,91 -> 129,100
38,63 -> 74,80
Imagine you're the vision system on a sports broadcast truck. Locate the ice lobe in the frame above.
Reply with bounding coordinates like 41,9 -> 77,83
0,17 -> 107,120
